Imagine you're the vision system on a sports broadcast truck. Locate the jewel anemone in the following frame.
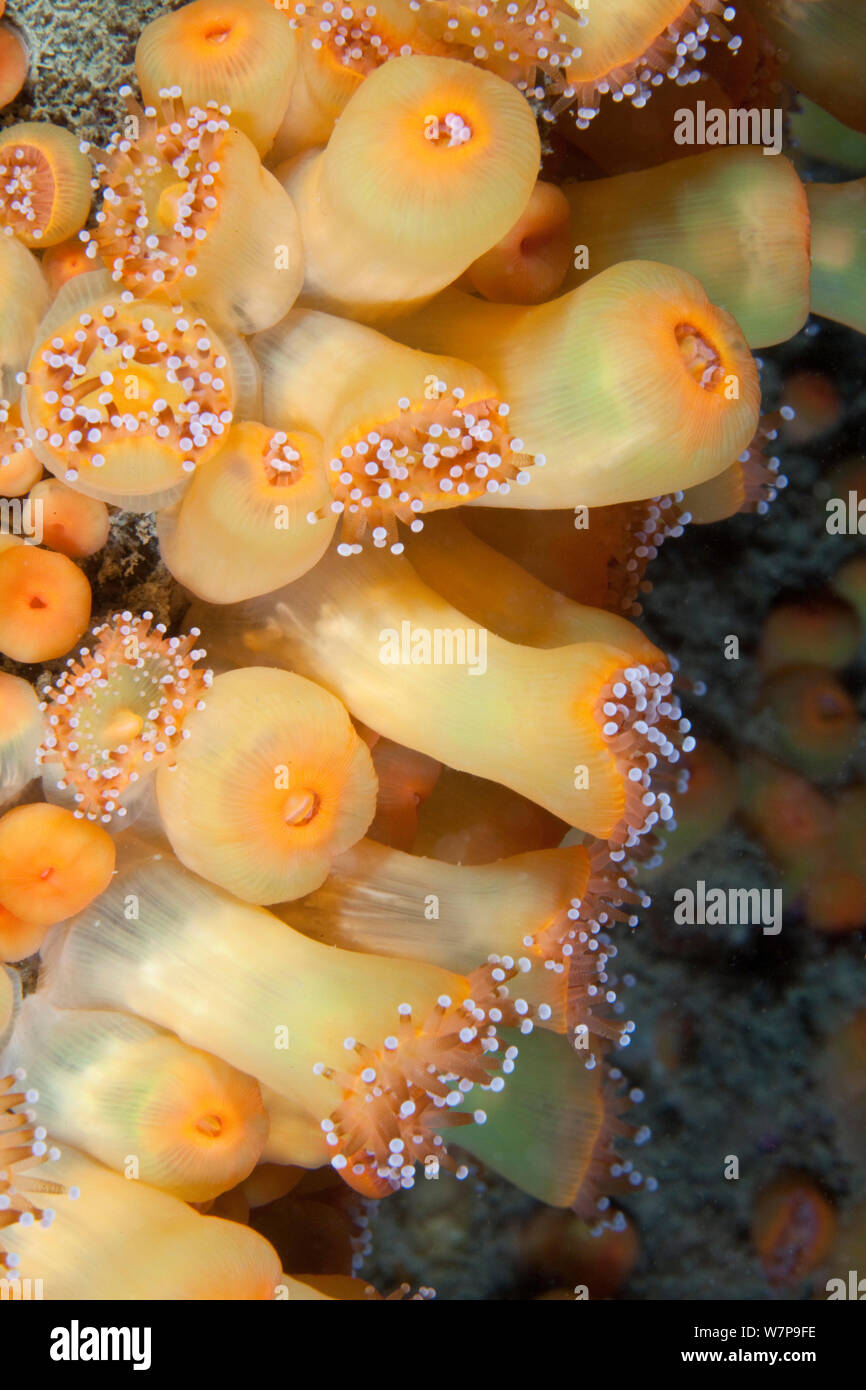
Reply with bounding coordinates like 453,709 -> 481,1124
0,121 -> 92,247
85,88 -> 303,334
38,610 -> 212,824
393,259 -> 761,507
6,996 -> 268,1202
285,835 -> 640,1045
22,279 -> 257,510
464,179 -> 573,304
0,546 -> 91,664
276,53 -> 541,319
0,1141 -> 282,1297
41,850 -> 537,1198
562,149 -> 811,349
0,803 -> 115,927
155,666 -> 378,903
192,542 -> 693,849
253,308 -> 539,551
157,422 -> 335,602
136,0 -> 298,154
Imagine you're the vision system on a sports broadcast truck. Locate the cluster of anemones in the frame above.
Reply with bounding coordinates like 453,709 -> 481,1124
0,0 -> 864,1301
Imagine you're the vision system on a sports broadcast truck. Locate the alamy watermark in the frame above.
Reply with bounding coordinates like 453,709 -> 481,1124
825,491 -> 865,535
674,101 -> 783,156
674,881 -> 782,934
379,621 -> 487,676
0,496 -> 42,545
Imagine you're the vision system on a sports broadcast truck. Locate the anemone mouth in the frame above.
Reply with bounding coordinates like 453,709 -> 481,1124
38,610 -> 212,824
327,387 -> 537,554
262,432 -> 308,488
675,321 -> 726,391
316,961 -> 537,1196
594,661 -> 694,852
194,1112 -> 224,1138
423,109 -> 474,146
204,21 -> 234,45
85,88 -> 232,298
1,1071 -> 67,1274
0,141 -> 57,242
23,296 -> 234,491
283,788 -> 320,827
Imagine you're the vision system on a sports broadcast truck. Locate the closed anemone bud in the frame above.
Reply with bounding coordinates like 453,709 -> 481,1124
41,235 -> 93,295
28,479 -> 110,559
759,592 -> 862,675
0,547 -> 91,663
136,0 -> 298,155
0,803 -> 115,927
393,260 -> 761,507
738,753 -> 834,877
0,122 -> 91,247
752,1172 -> 836,1288
6,998 -> 268,1202
1,1071 -> 72,1279
0,903 -> 47,963
86,90 -> 303,334
758,666 -> 860,781
0,21 -> 28,110
254,309 -> 538,551
22,288 -> 250,511
278,54 -> 541,318
0,236 -> 50,400
466,181 -> 573,304
156,667 -> 378,904
368,738 -> 441,851
832,555 -> 866,627
38,610 -> 212,825
0,399 -> 41,497
0,671 -> 41,811
157,422 -> 335,603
